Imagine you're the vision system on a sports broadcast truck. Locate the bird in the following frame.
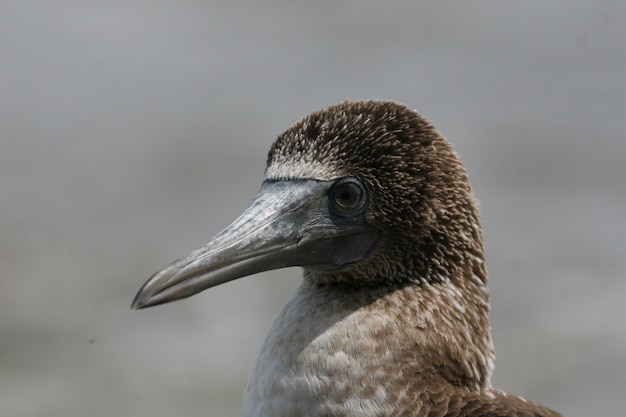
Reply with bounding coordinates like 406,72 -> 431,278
132,100 -> 561,417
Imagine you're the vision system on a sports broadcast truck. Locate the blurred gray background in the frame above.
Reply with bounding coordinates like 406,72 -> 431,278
2,1 -> 624,416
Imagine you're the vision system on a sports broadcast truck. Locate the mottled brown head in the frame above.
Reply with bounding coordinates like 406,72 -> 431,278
266,100 -> 485,287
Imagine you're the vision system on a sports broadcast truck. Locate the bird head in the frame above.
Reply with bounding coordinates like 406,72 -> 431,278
132,100 -> 485,308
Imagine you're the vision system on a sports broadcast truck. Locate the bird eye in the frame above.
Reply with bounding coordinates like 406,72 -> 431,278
329,178 -> 367,216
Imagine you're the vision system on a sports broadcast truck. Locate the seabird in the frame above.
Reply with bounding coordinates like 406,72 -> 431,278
132,100 -> 561,417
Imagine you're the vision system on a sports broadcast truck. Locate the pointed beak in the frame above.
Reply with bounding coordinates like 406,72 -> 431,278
132,179 -> 381,309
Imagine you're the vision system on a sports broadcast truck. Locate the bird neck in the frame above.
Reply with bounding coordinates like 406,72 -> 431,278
303,270 -> 495,391
244,272 -> 495,416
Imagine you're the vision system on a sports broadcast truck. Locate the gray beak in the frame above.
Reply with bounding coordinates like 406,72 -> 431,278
131,179 -> 381,309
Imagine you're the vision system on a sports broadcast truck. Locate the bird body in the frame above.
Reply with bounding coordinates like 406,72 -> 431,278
133,100 -> 561,417
245,281 -> 491,416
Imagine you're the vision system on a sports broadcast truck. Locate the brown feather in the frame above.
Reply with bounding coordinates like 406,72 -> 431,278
256,100 -> 561,416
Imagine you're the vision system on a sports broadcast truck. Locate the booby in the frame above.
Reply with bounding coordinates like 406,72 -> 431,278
132,100 -> 561,417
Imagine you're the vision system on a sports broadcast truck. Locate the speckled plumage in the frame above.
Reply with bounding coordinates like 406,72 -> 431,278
245,101 -> 560,416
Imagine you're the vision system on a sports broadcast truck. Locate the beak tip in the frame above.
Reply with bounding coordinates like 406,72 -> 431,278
131,290 -> 154,310
130,297 -> 145,310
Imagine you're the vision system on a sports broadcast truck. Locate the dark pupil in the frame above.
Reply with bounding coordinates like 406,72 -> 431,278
337,185 -> 358,207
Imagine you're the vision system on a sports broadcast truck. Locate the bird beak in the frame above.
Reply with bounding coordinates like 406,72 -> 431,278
131,180 -> 381,309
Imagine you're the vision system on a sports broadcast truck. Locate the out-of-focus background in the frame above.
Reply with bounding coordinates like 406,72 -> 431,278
2,1 -> 624,416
